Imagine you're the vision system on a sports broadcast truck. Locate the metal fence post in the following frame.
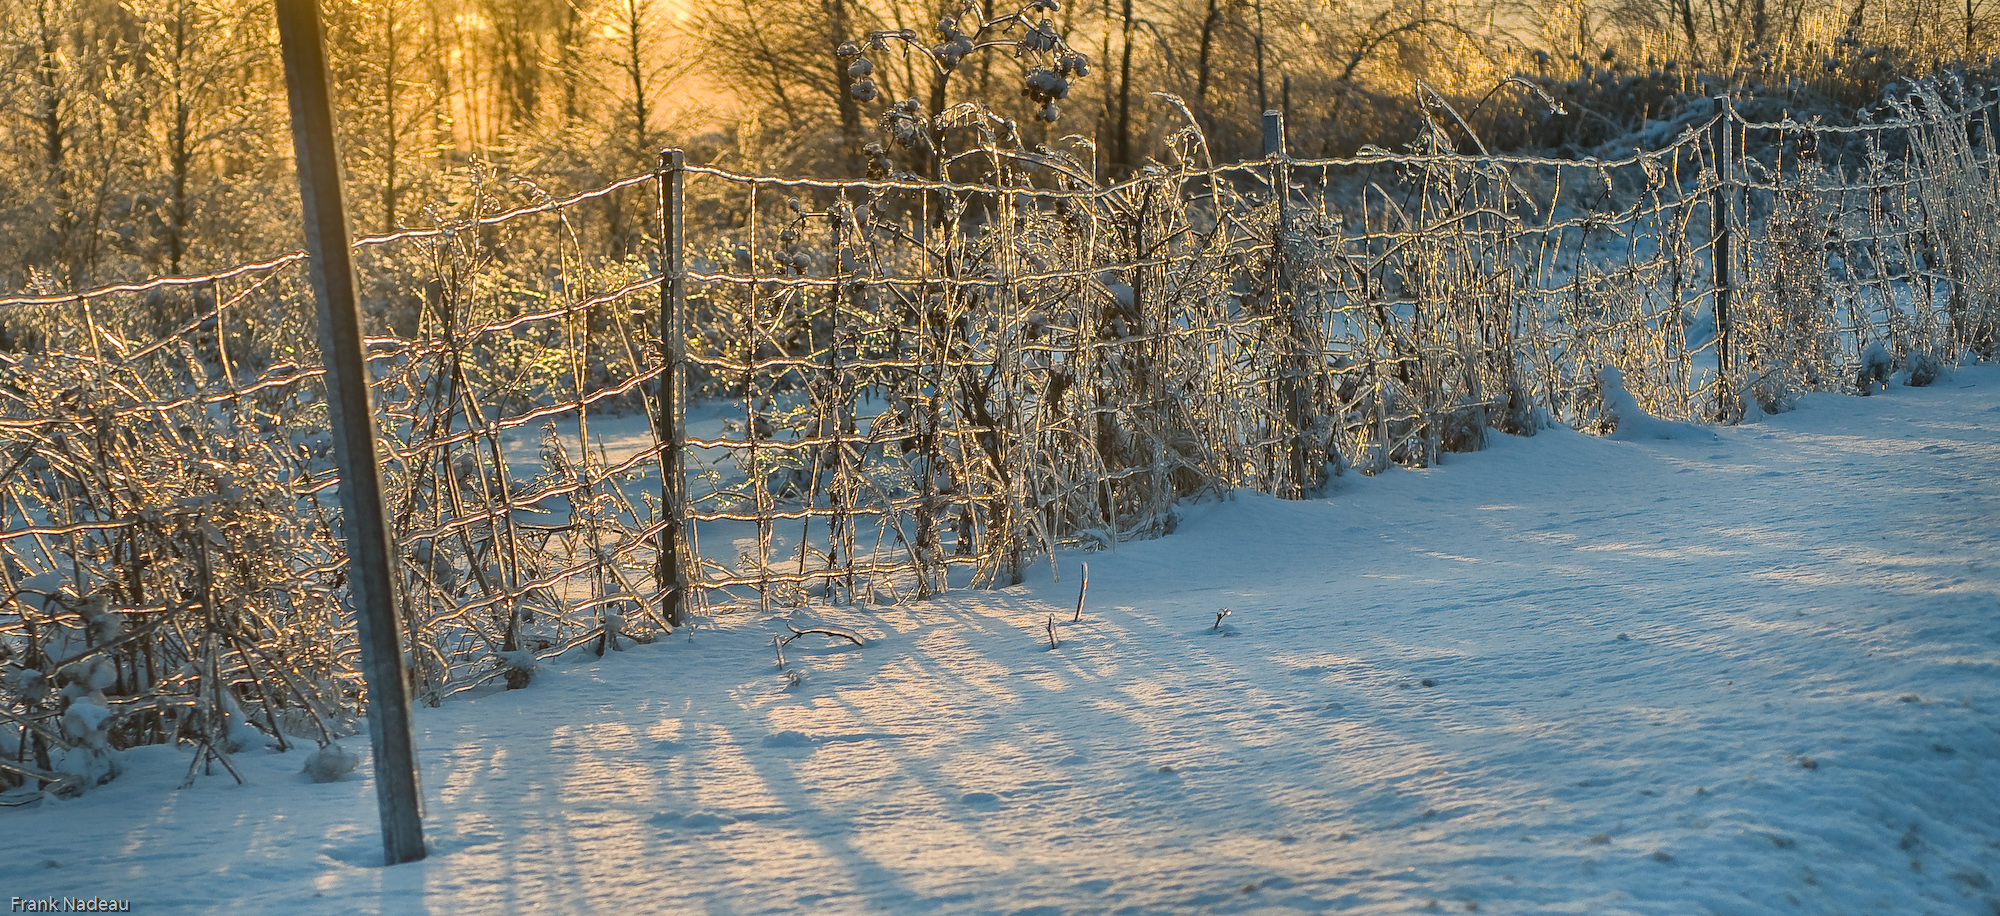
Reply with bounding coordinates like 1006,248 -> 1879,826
273,0 -> 424,865
656,149 -> 689,628
1266,110 -> 1309,498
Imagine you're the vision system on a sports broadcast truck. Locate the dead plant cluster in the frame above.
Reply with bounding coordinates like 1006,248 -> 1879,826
1,80 -> 1995,797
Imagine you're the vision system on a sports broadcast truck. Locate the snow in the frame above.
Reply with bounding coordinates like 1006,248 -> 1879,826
1599,365 -> 1713,441
299,743 -> 359,785
4,369 -> 1998,915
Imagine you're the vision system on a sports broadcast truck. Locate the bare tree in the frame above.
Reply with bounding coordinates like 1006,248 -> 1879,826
692,0 -> 881,170
135,0 -> 275,271
0,0 -> 148,286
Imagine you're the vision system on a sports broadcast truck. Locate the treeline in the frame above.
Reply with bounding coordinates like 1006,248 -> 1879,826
3,0 -> 1996,293
1,0 -> 687,293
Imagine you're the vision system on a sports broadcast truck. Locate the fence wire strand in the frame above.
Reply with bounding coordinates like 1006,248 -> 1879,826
1,90 -> 1996,794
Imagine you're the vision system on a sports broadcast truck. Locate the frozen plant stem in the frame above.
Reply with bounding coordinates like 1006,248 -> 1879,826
773,634 -> 786,670
780,624 -> 864,648
1073,562 -> 1088,622
1046,614 -> 1059,649
1213,608 -> 1231,631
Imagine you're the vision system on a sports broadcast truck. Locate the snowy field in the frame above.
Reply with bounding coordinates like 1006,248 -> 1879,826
4,368 -> 1998,915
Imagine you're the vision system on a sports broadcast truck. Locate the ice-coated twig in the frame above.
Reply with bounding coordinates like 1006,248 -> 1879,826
781,624 -> 864,648
1073,561 -> 1088,622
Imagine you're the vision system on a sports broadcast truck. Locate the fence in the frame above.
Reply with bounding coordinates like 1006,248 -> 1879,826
0,84 -> 1995,793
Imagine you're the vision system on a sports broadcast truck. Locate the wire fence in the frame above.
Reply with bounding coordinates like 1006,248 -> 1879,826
1,84 -> 1996,793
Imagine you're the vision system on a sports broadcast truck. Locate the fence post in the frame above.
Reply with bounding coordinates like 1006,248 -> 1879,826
273,0 -> 424,866
1266,110 -> 1309,499
826,198 -> 858,598
1710,97 -> 1735,404
656,149 -> 689,628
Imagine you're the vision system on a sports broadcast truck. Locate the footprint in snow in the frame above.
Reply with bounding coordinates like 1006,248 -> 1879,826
650,811 -> 736,832
761,730 -> 813,748
960,792 -> 1002,809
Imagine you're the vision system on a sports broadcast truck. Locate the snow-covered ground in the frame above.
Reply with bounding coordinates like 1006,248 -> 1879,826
5,368 -> 1998,915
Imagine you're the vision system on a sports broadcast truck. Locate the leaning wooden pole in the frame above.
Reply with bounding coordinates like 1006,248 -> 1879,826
274,0 -> 425,865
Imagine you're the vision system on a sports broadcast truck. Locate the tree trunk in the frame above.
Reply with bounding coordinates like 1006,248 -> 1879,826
626,0 -> 651,159
33,0 -> 73,274
1195,0 -> 1219,105
1678,0 -> 1700,65
1253,0 -> 1267,113
384,9 -> 399,233
167,0 -> 194,274
824,0 -> 863,163
1112,0 -> 1135,176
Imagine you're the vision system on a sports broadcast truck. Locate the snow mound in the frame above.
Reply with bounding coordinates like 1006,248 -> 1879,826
1599,365 -> 1714,440
300,742 -> 358,783
1858,341 -> 1894,393
1904,349 -> 1945,387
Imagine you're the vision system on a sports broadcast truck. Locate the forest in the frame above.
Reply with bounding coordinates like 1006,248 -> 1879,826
5,0 -> 1999,295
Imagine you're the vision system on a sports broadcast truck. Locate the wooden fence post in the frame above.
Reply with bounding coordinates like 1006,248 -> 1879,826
1266,110 -> 1309,498
826,197 -> 858,599
273,0 -> 424,866
1711,97 -> 1735,402
656,149 -> 689,627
